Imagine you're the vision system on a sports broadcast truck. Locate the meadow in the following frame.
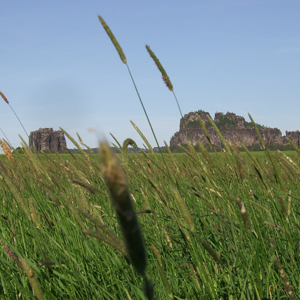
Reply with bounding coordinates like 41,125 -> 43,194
0,137 -> 299,299
0,16 -> 300,299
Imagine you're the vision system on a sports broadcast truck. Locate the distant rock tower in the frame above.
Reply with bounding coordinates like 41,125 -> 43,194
286,130 -> 300,147
29,128 -> 67,152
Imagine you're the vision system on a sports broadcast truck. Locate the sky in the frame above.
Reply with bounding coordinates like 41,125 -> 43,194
1,1 -> 299,150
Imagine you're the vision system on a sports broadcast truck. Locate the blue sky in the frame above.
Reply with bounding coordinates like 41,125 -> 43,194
1,1 -> 299,149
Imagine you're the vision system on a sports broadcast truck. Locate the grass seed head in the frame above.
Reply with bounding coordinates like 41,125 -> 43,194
235,197 -> 252,231
29,197 -> 40,228
20,258 -> 45,300
146,45 -> 173,91
173,189 -> 194,232
1,140 -> 15,163
0,91 -> 9,104
274,256 -> 294,299
98,16 -> 127,64
197,235 -> 221,266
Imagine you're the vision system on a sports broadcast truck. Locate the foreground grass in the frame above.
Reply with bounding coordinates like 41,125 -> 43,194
0,142 -> 299,299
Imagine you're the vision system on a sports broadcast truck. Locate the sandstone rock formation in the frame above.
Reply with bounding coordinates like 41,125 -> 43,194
286,130 -> 300,147
29,128 -> 67,152
170,111 -> 299,149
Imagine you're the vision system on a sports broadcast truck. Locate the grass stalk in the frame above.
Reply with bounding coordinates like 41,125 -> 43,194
286,137 -> 300,156
207,115 -> 231,153
197,114 -> 212,148
130,120 -> 153,153
194,234 -> 221,266
19,258 -> 45,300
0,128 -> 13,148
248,113 -> 265,149
146,45 -> 196,152
274,256 -> 294,299
173,189 -> 194,232
77,206 -> 125,247
234,196 -> 252,232
0,91 -> 29,138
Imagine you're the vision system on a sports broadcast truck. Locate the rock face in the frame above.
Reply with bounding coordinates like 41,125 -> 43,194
170,111 -> 299,149
29,128 -> 67,152
286,130 -> 300,147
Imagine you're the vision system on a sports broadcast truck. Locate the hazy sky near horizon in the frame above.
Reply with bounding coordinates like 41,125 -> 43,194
1,1 -> 299,150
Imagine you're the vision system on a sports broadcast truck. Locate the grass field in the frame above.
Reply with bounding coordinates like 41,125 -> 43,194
0,141 -> 299,299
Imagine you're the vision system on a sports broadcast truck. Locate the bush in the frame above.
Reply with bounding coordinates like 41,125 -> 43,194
244,121 -> 265,128
216,115 -> 236,128
12,147 -> 25,154
187,120 -> 201,128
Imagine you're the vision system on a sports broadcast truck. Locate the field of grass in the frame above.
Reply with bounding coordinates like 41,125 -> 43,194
1,15 -> 300,300
0,140 -> 299,299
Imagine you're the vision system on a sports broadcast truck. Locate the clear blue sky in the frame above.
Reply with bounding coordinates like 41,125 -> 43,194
1,1 -> 299,149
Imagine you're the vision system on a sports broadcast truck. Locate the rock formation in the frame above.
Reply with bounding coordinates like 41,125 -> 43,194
286,130 -> 300,147
29,128 -> 67,152
170,111 -> 299,149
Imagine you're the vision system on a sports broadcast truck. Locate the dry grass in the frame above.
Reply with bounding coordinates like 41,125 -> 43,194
0,91 -> 9,104
0,140 -> 15,163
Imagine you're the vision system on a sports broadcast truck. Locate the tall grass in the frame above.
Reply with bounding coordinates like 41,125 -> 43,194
0,133 -> 300,299
0,16 -> 299,300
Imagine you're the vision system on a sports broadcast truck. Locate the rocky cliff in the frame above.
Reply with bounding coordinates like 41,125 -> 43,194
170,111 -> 299,149
29,128 -> 67,152
286,130 -> 300,147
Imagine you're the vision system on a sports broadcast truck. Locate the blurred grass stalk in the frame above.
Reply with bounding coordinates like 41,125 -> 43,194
99,141 -> 147,276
